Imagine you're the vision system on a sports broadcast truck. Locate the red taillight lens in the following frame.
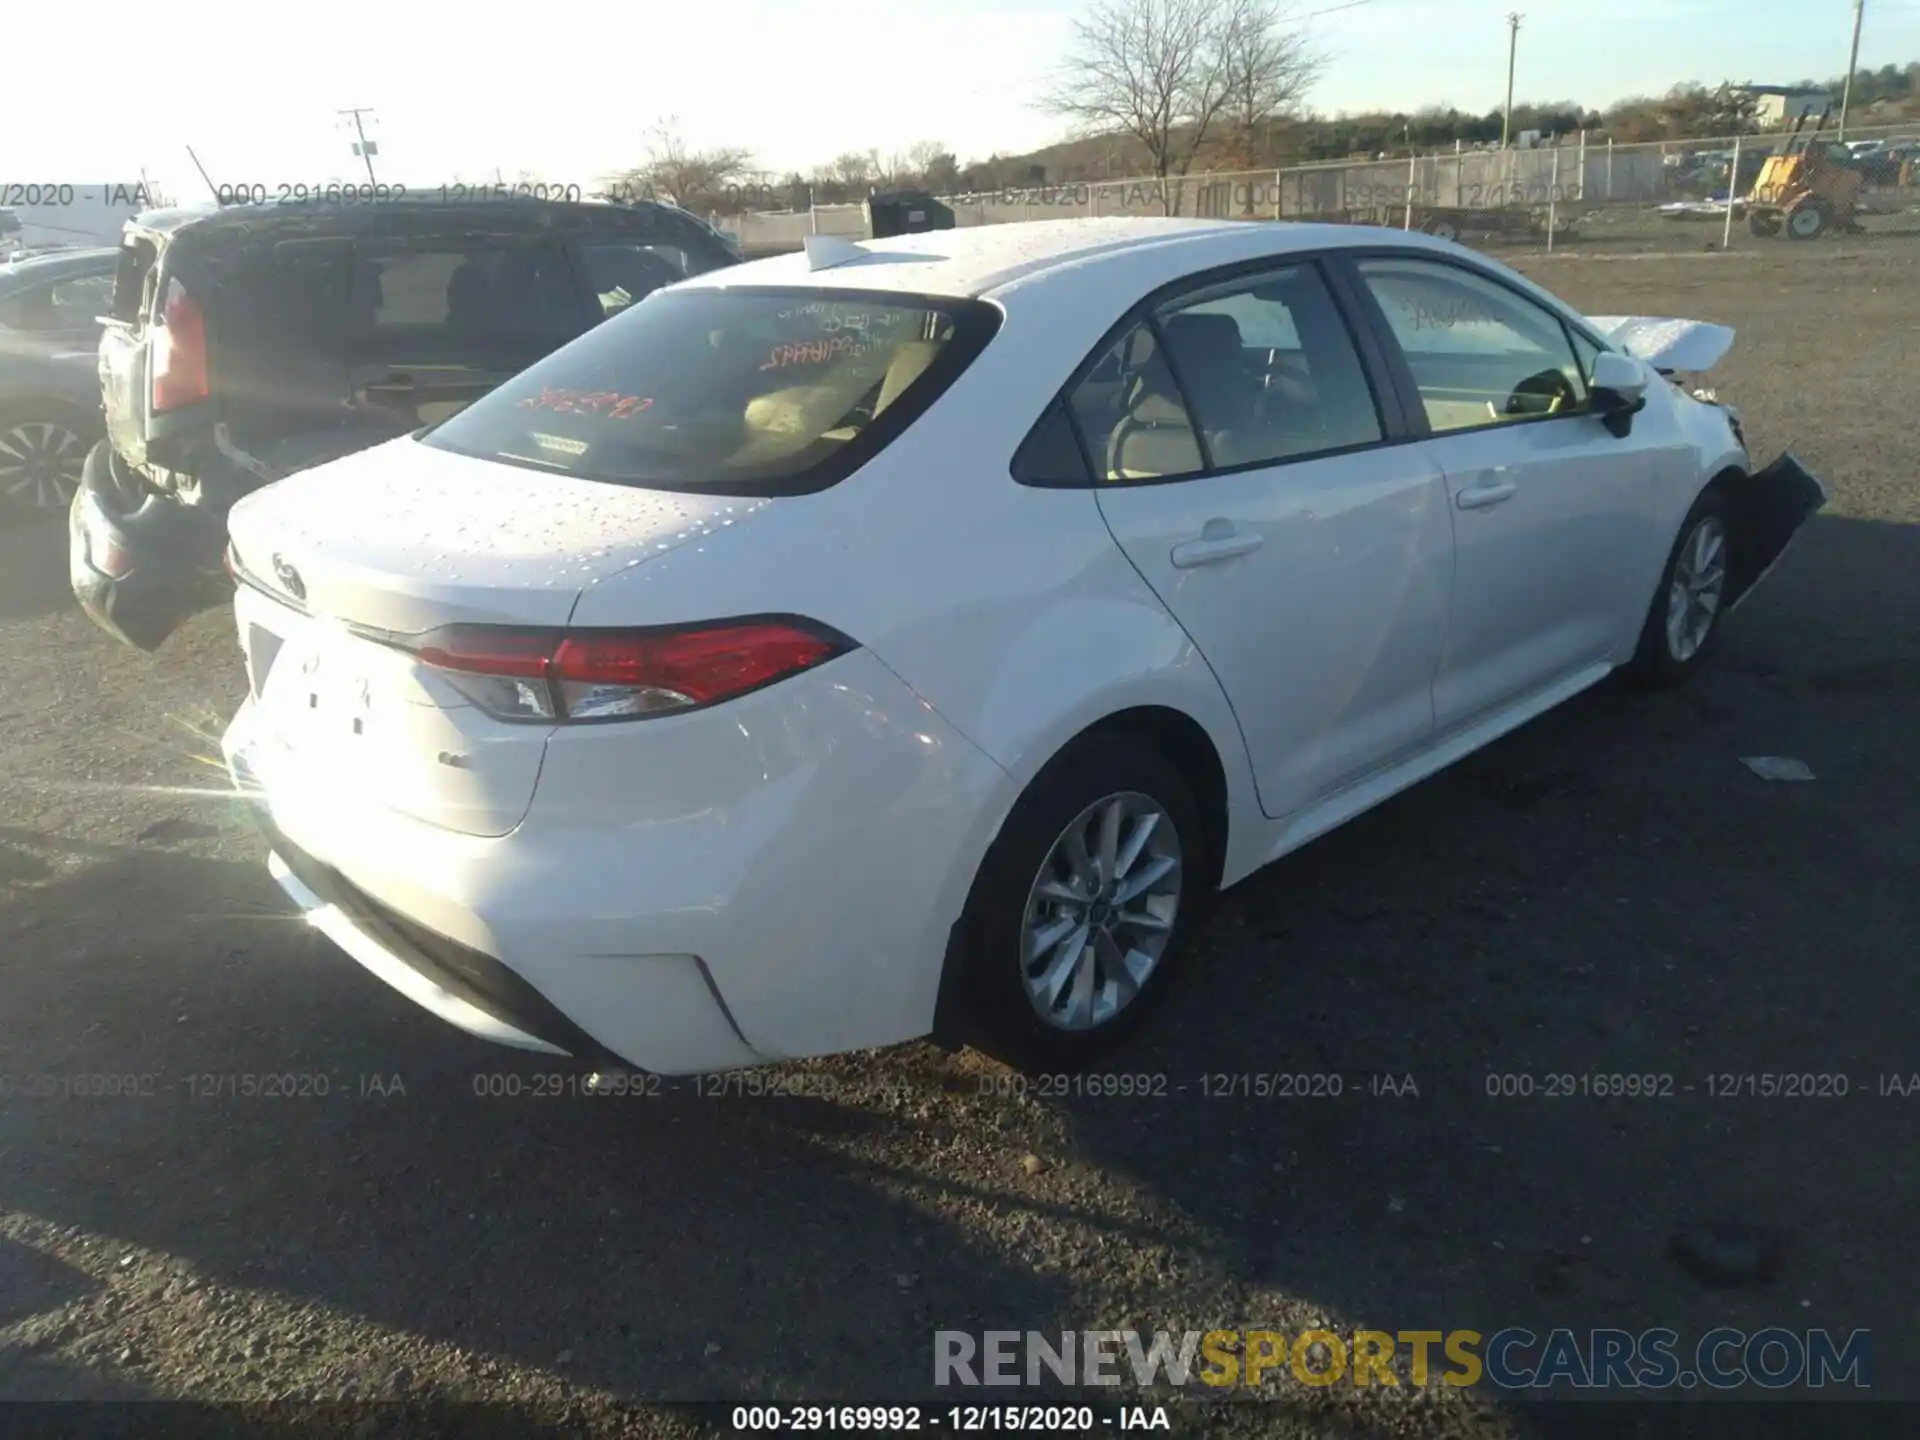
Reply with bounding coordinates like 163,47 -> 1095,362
400,619 -> 851,723
554,624 -> 843,707
412,627 -> 561,680
151,281 -> 210,413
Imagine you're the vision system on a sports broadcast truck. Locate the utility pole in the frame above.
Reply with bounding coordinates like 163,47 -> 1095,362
338,107 -> 380,185
1837,0 -> 1866,141
1501,13 -> 1523,149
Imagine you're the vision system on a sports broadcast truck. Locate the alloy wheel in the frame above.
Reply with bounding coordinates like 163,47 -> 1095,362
1665,515 -> 1728,663
1019,791 -> 1182,1032
0,420 -> 86,511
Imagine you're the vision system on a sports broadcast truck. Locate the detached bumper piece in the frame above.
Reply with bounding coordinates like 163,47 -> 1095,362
1726,452 -> 1827,611
259,815 -> 628,1069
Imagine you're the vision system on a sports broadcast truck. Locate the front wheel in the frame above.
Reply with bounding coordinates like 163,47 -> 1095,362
1629,489 -> 1733,688
956,735 -> 1209,1071
1747,211 -> 1782,238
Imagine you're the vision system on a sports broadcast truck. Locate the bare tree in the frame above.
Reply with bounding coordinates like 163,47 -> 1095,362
904,140 -> 948,178
616,117 -> 754,214
1043,0 -> 1316,212
827,150 -> 877,190
921,149 -> 962,193
1218,0 -> 1321,168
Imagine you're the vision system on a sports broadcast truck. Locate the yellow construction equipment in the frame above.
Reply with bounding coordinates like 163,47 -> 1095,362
1745,106 -> 1867,240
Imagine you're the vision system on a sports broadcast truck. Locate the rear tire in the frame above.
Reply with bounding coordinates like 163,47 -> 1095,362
1629,488 -> 1733,689
956,735 -> 1210,1072
1785,200 -> 1830,240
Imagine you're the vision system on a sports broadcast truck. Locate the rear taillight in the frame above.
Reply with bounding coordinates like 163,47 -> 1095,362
398,618 -> 854,723
151,280 -> 210,413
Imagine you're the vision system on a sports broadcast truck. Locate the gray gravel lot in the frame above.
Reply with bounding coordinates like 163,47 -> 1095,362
1,237 -> 1917,1439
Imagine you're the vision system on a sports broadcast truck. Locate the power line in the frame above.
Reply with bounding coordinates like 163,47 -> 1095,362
1296,0 -> 1381,19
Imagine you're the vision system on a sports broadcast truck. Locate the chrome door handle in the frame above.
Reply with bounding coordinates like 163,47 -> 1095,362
1170,528 -> 1264,568
1455,481 -> 1517,510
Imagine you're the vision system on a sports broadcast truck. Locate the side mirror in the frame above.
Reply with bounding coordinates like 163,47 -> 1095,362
1589,350 -> 1648,436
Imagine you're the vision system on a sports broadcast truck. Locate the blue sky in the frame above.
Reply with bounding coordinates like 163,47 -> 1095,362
10,0 -> 1919,198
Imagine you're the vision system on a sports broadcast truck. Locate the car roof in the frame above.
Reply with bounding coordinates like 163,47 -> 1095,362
123,196 -> 698,244
0,246 -> 119,279
673,217 -> 1480,302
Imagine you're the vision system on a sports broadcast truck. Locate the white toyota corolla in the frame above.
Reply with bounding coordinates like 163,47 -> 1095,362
219,217 -> 1823,1074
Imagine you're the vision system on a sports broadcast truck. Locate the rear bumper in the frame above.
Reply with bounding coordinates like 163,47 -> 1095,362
220,648 -> 1017,1074
259,816 -> 626,1066
69,440 -> 229,650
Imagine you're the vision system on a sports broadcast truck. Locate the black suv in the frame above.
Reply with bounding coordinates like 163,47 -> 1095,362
71,195 -> 739,649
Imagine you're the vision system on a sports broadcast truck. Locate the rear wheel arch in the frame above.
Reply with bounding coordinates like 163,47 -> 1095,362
1700,464 -> 1743,500
1056,706 -> 1230,891
927,702 -> 1232,1057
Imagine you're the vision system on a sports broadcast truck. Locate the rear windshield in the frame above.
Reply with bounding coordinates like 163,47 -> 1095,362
419,286 -> 1001,495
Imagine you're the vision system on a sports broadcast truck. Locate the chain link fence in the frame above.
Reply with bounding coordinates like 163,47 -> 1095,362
726,121 -> 1920,254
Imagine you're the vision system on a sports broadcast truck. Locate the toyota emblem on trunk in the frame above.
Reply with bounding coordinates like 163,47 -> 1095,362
272,554 -> 306,602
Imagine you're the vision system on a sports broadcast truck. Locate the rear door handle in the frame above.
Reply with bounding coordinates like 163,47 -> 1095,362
1170,523 -> 1264,568
1455,480 -> 1517,510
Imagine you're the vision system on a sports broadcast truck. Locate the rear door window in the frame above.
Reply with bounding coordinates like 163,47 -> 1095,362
420,286 -> 1001,495
1066,321 -> 1205,482
349,238 -> 589,346
576,241 -> 703,316
223,238 -> 352,353
1152,263 -> 1382,466
50,271 -> 114,319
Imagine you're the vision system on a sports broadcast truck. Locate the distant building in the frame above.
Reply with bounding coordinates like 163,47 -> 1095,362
1742,86 -> 1833,127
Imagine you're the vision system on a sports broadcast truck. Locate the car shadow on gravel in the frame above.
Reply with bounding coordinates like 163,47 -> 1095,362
0,838 -> 1082,1404
1035,515 -> 1920,1405
0,515 -> 76,624
2,514 -> 1915,1416
0,1236 -> 101,1331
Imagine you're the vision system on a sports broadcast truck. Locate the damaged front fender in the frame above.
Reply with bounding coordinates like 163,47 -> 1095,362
1724,452 -> 1827,612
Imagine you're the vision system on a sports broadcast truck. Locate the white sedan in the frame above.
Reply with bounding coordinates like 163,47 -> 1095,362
218,217 -> 1823,1073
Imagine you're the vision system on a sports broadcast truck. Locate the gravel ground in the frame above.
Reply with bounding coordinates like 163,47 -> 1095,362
1,238 -> 1917,1439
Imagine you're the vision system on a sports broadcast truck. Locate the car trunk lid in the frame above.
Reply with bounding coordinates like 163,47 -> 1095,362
227,436 -> 761,837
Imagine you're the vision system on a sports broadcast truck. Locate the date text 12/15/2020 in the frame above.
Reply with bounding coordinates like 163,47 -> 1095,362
725,1404 -> 1171,1433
